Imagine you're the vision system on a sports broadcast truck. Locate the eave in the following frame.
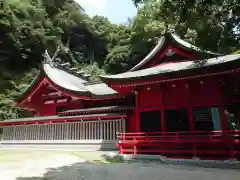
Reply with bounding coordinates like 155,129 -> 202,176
0,113 -> 127,126
15,70 -> 44,104
109,68 -> 240,88
58,106 -> 134,116
100,54 -> 240,84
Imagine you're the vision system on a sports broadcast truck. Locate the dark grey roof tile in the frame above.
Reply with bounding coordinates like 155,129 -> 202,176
85,83 -> 117,96
101,54 -> 240,80
43,63 -> 88,92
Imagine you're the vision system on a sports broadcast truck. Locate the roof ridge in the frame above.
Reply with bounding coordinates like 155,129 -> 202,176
129,33 -> 222,72
83,81 -> 104,85
170,33 -> 222,56
129,36 -> 166,72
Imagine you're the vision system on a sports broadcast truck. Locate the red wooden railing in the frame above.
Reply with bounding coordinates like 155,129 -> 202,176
117,130 -> 240,160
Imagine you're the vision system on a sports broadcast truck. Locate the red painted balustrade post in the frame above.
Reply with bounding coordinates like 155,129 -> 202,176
117,133 -> 121,154
227,130 -> 236,160
184,81 -> 197,157
133,136 -> 137,154
187,107 -> 196,157
119,143 -> 123,154
120,133 -> 125,154
218,107 -> 233,157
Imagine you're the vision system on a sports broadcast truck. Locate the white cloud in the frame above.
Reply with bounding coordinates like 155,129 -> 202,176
74,0 -> 108,16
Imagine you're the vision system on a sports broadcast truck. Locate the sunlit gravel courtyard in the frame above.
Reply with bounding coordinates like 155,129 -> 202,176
0,150 -> 239,180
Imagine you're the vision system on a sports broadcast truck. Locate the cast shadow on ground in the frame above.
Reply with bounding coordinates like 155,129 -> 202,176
15,160 -> 240,180
16,161 -> 105,180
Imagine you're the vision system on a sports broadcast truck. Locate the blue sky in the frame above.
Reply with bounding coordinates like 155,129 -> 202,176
75,0 -> 137,24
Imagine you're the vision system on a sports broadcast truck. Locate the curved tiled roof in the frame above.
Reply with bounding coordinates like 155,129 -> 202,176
100,54 -> 240,82
129,33 -> 222,71
43,63 -> 88,92
16,62 -> 119,104
171,34 -> 221,56
43,63 -> 118,97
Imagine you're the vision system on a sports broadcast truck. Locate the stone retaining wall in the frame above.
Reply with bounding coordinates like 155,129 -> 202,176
0,140 -> 117,151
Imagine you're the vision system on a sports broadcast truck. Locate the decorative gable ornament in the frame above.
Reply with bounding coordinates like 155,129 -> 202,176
165,48 -> 175,56
146,86 -> 151,91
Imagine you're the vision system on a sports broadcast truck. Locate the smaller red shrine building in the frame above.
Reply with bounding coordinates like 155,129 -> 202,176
1,33 -> 240,159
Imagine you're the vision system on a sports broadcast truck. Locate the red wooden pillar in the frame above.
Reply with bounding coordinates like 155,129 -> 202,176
160,85 -> 166,134
184,81 -> 196,157
34,111 -> 39,117
161,112 -> 166,133
135,90 -> 140,132
218,78 -> 228,132
188,108 -> 195,132
184,82 -> 195,132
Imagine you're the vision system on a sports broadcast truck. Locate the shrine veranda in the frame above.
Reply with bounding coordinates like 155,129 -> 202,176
1,33 -> 240,159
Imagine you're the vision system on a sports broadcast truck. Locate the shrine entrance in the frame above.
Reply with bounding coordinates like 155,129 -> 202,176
192,107 -> 224,131
140,111 -> 161,132
165,109 -> 189,132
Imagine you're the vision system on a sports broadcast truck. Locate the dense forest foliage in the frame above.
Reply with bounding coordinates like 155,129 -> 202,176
0,0 -> 239,119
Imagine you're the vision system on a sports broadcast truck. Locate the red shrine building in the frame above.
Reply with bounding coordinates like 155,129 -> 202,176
1,33 -> 240,159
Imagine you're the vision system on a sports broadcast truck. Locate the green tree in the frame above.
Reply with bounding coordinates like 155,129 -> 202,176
0,0 -> 111,119
132,0 -> 240,53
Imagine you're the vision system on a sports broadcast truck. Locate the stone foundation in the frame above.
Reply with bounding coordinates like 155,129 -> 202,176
0,140 -> 117,151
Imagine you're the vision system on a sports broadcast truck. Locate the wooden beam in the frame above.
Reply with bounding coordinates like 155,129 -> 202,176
42,92 -> 65,100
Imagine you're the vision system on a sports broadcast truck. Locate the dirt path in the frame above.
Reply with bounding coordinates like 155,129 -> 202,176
0,151 -> 85,180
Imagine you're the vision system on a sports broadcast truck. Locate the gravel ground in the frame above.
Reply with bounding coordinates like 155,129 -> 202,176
1,151 -> 239,180
0,151 -> 84,180
17,161 -> 240,180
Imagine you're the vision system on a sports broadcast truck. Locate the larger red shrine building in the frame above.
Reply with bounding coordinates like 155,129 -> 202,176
1,33 -> 240,159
